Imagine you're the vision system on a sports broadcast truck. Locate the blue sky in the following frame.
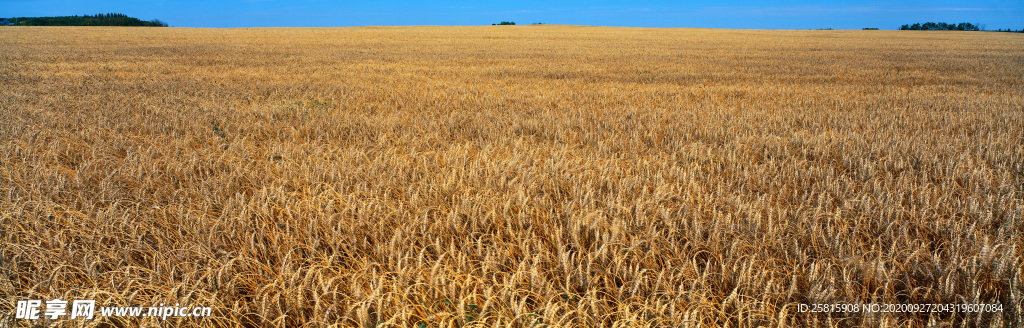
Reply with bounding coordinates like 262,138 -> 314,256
2,0 -> 1021,30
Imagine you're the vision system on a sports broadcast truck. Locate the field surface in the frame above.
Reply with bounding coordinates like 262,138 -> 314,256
1,26 -> 1022,327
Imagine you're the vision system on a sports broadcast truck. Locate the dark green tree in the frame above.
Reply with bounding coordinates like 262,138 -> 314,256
8,13 -> 166,26
901,22 -> 978,31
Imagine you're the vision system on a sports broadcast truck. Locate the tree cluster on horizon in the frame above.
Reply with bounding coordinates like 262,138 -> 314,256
900,22 -> 979,31
6,13 -> 167,27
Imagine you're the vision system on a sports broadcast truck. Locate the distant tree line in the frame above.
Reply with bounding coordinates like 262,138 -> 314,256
900,22 -> 978,31
6,13 -> 167,27
492,21 -> 515,25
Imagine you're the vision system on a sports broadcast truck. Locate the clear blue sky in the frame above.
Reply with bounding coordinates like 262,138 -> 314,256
2,0 -> 1021,30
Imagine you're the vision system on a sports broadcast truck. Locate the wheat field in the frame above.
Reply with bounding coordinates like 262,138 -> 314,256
1,25 -> 1022,327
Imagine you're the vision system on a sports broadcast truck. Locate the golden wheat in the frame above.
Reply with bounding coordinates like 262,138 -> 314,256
0,25 -> 1022,327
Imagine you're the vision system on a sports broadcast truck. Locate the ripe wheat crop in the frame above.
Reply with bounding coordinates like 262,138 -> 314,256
1,26 -> 1022,327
